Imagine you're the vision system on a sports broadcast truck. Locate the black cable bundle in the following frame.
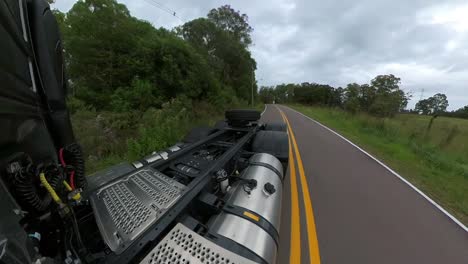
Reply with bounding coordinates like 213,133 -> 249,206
15,171 -> 51,211
9,156 -> 60,212
63,143 -> 87,189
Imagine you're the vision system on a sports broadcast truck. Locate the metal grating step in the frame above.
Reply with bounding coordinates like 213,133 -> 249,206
140,223 -> 257,264
90,168 -> 185,254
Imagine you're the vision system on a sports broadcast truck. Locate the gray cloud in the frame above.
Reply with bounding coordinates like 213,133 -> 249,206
53,0 -> 468,110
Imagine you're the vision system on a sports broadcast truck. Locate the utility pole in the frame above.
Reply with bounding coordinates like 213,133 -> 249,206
251,64 -> 254,107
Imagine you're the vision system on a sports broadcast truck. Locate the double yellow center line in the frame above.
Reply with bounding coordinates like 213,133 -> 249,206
278,107 -> 321,264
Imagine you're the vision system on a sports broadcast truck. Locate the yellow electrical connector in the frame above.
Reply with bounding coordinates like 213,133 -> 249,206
63,181 -> 81,201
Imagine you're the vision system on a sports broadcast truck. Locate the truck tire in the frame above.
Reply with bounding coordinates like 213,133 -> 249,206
214,120 -> 228,130
225,109 -> 261,127
251,130 -> 288,162
264,122 -> 287,132
183,126 -> 218,143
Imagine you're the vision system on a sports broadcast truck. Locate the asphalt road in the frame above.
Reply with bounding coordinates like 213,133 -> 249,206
260,105 -> 468,264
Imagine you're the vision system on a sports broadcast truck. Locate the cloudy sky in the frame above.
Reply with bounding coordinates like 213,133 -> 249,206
53,0 -> 468,110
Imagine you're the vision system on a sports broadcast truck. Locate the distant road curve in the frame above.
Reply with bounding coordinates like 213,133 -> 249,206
260,104 -> 468,264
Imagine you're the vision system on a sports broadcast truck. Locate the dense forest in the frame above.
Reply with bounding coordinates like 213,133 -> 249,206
260,75 -> 468,119
53,0 -> 258,172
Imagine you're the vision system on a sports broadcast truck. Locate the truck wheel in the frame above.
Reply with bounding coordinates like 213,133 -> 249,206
183,126 -> 218,143
251,131 -> 288,162
225,109 -> 261,127
264,122 -> 287,132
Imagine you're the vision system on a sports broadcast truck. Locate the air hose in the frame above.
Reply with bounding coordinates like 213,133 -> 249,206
39,172 -> 62,204
6,152 -> 80,211
15,167 -> 60,211
61,143 -> 87,189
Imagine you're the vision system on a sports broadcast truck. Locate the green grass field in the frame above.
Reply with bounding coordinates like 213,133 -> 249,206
289,104 -> 468,225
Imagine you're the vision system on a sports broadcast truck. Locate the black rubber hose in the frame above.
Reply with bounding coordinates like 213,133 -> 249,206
64,143 -> 87,189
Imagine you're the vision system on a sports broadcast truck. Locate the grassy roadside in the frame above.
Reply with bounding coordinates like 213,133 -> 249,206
72,100 -> 221,173
288,104 -> 468,226
255,103 -> 266,112
72,100 -> 264,174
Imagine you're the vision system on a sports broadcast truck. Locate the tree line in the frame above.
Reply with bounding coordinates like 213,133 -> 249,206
260,75 -> 468,119
259,74 -> 409,117
54,0 -> 256,112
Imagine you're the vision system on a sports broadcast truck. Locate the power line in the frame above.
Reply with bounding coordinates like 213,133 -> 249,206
147,0 -> 174,15
144,0 -> 184,22
142,0 -> 184,23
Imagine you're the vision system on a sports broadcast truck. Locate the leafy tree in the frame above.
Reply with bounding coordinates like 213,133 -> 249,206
64,0 -> 154,107
52,9 -> 66,33
258,86 -> 275,103
276,84 -> 297,103
368,74 -> 408,117
328,87 -> 344,107
358,84 -> 376,112
415,93 -> 449,115
110,78 -> 161,112
453,106 -> 468,119
370,74 -> 401,93
456,106 -> 468,114
344,83 -> 361,113
397,89 -> 410,111
207,5 -> 253,47
286,84 -> 296,102
292,82 -> 335,105
177,8 -> 256,101
62,0 -> 226,109
415,99 -> 432,115
431,93 -> 449,114
369,91 -> 406,117
150,32 -> 220,99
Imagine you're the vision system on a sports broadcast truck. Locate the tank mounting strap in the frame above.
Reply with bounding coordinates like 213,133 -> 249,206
248,161 -> 283,182
222,204 -> 280,247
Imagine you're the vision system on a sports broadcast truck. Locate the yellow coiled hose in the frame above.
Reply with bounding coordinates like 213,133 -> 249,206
39,172 -> 62,204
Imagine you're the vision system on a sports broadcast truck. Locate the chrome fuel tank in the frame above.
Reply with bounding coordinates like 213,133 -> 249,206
209,153 -> 283,264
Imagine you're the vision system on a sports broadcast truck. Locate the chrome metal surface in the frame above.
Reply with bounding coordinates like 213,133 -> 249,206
250,153 -> 284,180
208,153 -> 283,264
132,161 -> 143,169
139,223 -> 257,264
90,168 -> 185,254
168,145 -> 181,152
210,213 -> 277,264
228,153 -> 283,231
144,153 -> 162,163
220,178 -> 229,193
159,151 -> 169,160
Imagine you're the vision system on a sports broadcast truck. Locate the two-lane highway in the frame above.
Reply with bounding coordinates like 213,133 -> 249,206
260,105 -> 468,264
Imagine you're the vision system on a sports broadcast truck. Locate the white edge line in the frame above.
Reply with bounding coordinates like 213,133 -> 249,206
282,105 -> 468,233
260,104 -> 268,116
